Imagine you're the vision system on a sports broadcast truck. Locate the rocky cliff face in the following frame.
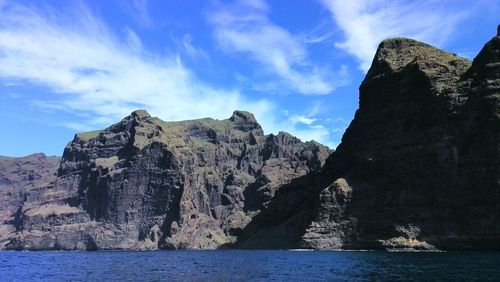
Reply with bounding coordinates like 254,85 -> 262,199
1,28 -> 499,252
0,111 -> 330,250
238,28 -> 500,251
0,154 -> 60,248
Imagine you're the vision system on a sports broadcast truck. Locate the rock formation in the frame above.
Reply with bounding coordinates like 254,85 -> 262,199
238,28 -> 500,251
0,111 -> 330,250
1,27 -> 499,251
0,153 -> 60,248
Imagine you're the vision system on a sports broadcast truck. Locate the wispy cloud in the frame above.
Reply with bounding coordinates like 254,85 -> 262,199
268,102 -> 343,148
320,0 -> 469,71
123,26 -> 142,52
207,0 -> 348,95
284,115 -> 333,147
0,1 -> 340,148
287,101 -> 323,126
289,115 -> 317,126
0,2 -> 272,130
172,33 -> 209,61
120,0 -> 151,27
268,117 -> 332,148
303,20 -> 336,44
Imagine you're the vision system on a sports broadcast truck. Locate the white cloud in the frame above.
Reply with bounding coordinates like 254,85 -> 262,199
290,125 -> 331,146
320,0 -> 468,71
289,115 -> 317,126
207,0 -> 348,95
284,119 -> 334,148
263,116 -> 333,148
0,2 -> 272,130
0,1 -> 339,148
262,102 -> 340,148
286,101 -> 323,126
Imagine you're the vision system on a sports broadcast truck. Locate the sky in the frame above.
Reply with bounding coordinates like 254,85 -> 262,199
0,0 -> 498,157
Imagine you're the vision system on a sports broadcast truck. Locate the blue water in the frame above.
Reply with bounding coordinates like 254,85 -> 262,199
0,250 -> 499,281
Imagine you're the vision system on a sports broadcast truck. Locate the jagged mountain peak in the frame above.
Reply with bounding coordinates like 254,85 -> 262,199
230,110 -> 257,122
466,27 -> 500,81
130,109 -> 151,120
75,110 -> 268,147
239,26 -> 500,251
366,37 -> 470,81
1,108 -> 331,250
229,110 -> 263,134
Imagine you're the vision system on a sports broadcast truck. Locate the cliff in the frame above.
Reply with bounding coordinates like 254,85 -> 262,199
238,28 -> 500,251
0,111 -> 330,250
0,154 -> 60,248
1,27 -> 499,251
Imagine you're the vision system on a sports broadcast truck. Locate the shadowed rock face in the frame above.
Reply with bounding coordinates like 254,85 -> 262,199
0,111 -> 331,250
238,30 -> 500,251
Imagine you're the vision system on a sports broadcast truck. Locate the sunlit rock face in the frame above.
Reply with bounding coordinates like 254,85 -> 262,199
0,110 -> 331,250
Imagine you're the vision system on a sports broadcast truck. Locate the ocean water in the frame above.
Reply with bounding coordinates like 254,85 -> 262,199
0,250 -> 499,281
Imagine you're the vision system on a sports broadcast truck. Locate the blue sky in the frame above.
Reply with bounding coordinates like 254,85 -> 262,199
0,0 -> 498,156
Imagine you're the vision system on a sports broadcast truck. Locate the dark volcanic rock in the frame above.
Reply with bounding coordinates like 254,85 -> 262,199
239,29 -> 500,251
0,153 -> 60,191
0,153 -> 60,248
0,111 -> 331,250
2,27 -> 499,252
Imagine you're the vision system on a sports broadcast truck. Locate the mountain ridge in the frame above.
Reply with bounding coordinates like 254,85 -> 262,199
1,26 -> 499,251
235,28 -> 500,251
0,110 -> 331,250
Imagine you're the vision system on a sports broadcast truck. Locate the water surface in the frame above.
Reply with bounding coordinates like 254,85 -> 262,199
1,250 -> 499,281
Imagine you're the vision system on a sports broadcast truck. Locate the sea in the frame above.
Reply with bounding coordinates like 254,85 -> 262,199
1,250 -> 499,281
